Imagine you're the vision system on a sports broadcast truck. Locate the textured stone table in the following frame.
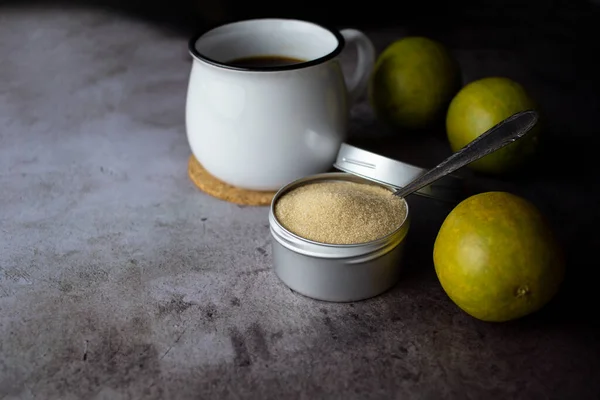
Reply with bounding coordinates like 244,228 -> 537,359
1,6 -> 599,400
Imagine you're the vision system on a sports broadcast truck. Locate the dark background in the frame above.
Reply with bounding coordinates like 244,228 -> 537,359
3,0 -> 600,34
3,0 -> 598,107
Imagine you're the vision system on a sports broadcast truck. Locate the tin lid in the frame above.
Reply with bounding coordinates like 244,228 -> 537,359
333,143 -> 466,203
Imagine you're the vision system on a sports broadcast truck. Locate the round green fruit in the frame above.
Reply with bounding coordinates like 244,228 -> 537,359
446,77 -> 539,174
433,191 -> 565,322
369,36 -> 461,130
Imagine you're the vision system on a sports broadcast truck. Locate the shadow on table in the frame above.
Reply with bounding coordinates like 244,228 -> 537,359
347,110 -> 600,331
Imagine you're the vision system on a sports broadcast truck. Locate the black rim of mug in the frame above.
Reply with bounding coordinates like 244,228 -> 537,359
188,18 -> 346,72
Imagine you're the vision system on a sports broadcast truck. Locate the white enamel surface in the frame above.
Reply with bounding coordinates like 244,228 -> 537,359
186,19 -> 353,191
186,61 -> 348,191
194,19 -> 339,63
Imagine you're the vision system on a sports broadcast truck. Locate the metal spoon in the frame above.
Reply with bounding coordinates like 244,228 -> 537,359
393,110 -> 539,198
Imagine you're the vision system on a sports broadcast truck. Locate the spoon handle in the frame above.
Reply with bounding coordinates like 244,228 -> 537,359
393,110 -> 539,198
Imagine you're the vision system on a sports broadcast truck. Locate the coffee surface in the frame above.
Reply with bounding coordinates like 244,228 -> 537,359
227,55 -> 306,68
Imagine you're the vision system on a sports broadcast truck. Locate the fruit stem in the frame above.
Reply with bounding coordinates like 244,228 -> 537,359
515,285 -> 530,298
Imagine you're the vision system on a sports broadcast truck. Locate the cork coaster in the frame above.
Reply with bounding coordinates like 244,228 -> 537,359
187,155 -> 277,206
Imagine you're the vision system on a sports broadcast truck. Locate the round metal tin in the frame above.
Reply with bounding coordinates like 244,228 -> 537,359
333,143 -> 466,203
269,172 -> 410,302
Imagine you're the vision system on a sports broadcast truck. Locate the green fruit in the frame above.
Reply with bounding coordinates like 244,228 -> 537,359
446,77 -> 539,174
369,36 -> 461,130
433,192 -> 565,322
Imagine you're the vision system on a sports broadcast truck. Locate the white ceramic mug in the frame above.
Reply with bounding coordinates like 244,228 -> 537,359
186,18 -> 375,191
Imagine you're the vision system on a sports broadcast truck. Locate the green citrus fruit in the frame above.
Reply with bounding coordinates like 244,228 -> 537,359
433,191 -> 565,322
446,77 -> 539,174
368,36 -> 461,130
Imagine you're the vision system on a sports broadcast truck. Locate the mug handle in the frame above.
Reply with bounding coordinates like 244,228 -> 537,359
340,29 -> 376,106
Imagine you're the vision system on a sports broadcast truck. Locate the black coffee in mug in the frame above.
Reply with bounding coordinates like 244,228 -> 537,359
227,55 -> 306,68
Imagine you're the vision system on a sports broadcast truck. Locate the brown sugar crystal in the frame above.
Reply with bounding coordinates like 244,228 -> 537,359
274,180 -> 407,245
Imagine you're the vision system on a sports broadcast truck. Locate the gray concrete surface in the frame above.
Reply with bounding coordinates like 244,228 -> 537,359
1,6 -> 600,400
